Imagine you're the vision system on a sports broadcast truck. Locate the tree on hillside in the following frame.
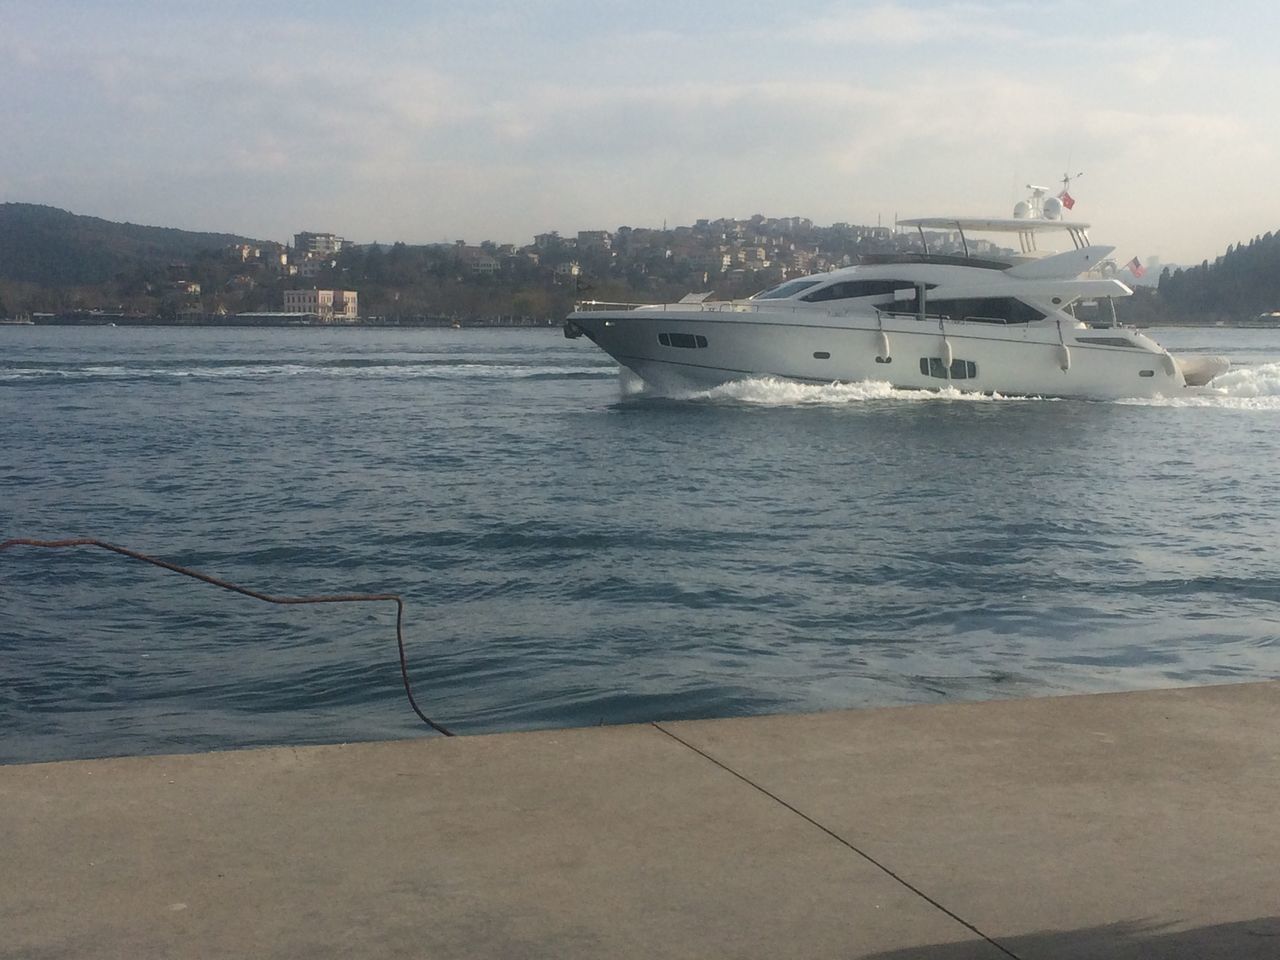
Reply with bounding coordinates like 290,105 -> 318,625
1157,230 -> 1280,322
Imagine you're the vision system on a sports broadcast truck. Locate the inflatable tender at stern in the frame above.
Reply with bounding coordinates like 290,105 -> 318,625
1175,354 -> 1231,387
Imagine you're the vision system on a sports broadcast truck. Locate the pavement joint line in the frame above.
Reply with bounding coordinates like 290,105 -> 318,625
649,721 -> 1023,960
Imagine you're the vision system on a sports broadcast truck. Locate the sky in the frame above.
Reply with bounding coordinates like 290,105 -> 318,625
3,0 -> 1279,265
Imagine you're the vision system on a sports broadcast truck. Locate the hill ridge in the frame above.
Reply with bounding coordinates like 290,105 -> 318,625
0,202 -> 265,286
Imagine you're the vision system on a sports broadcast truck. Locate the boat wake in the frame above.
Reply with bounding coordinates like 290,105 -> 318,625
626,374 -> 1027,406
622,363 -> 1280,410
688,376 -> 1013,405
0,360 -> 615,383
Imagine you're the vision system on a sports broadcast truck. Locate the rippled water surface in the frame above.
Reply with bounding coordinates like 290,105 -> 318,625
3,324 -> 1279,763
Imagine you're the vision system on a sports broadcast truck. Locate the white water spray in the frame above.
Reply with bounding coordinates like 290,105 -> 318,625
657,375 -> 1022,406
1120,361 -> 1280,409
623,364 -> 1280,411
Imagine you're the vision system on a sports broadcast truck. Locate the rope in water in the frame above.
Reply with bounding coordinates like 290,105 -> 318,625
0,537 -> 453,736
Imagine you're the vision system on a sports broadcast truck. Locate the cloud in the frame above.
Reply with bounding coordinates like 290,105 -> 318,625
2,1 -> 1279,260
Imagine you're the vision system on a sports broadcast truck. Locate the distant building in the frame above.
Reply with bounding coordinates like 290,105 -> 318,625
226,243 -> 261,262
261,243 -> 290,270
283,289 -> 358,322
294,232 -> 346,257
470,254 -> 500,276
453,244 -> 501,276
297,257 -> 335,279
576,230 -> 612,252
774,216 -> 813,233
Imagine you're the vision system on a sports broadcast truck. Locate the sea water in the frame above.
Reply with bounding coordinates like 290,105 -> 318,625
2,325 -> 1278,763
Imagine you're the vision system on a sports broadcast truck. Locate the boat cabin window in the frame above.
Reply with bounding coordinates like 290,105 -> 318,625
658,332 -> 708,349
800,279 -> 930,302
752,279 -> 823,300
920,357 -> 978,380
884,296 -> 1045,324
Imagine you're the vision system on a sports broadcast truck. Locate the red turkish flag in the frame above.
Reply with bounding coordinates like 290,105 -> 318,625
1059,191 -> 1075,210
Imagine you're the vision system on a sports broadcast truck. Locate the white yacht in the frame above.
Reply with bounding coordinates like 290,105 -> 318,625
564,187 -> 1228,400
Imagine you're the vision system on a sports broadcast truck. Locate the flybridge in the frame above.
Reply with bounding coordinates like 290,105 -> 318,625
898,181 -> 1093,255
897,215 -> 1092,255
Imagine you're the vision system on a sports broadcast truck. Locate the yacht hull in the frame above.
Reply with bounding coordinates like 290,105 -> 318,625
567,309 -> 1186,400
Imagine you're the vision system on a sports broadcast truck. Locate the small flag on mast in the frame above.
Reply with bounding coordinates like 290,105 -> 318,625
1125,256 -> 1146,278
1058,190 -> 1075,210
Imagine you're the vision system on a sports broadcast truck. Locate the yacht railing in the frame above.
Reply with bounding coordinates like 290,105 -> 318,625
576,299 -> 806,314
574,300 -> 1120,328
574,300 -> 647,311
578,300 -> 1039,323
873,308 -> 1129,328
874,309 -> 1022,326
575,299 -> 808,314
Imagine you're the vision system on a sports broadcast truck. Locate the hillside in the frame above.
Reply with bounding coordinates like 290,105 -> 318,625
3,201 -> 1279,325
0,203 -> 262,286
1155,232 -> 1280,322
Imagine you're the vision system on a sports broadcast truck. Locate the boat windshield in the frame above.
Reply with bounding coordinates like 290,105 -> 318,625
753,279 -> 823,300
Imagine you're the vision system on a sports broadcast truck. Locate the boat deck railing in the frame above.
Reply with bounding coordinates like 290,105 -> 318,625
574,300 -> 647,312
576,299 -> 822,315
576,300 -> 1051,326
874,309 -> 1023,326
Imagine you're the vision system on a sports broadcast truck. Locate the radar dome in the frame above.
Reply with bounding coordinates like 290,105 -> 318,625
1013,200 -> 1031,218
1043,196 -> 1064,220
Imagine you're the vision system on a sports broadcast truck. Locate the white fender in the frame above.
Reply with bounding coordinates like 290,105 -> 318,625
941,338 -> 953,370
1057,343 -> 1071,372
876,330 -> 890,361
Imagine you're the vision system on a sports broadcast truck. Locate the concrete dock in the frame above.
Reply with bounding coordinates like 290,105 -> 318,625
3,681 -> 1278,959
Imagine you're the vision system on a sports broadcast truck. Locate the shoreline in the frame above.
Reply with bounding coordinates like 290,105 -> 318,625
3,315 -> 562,329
